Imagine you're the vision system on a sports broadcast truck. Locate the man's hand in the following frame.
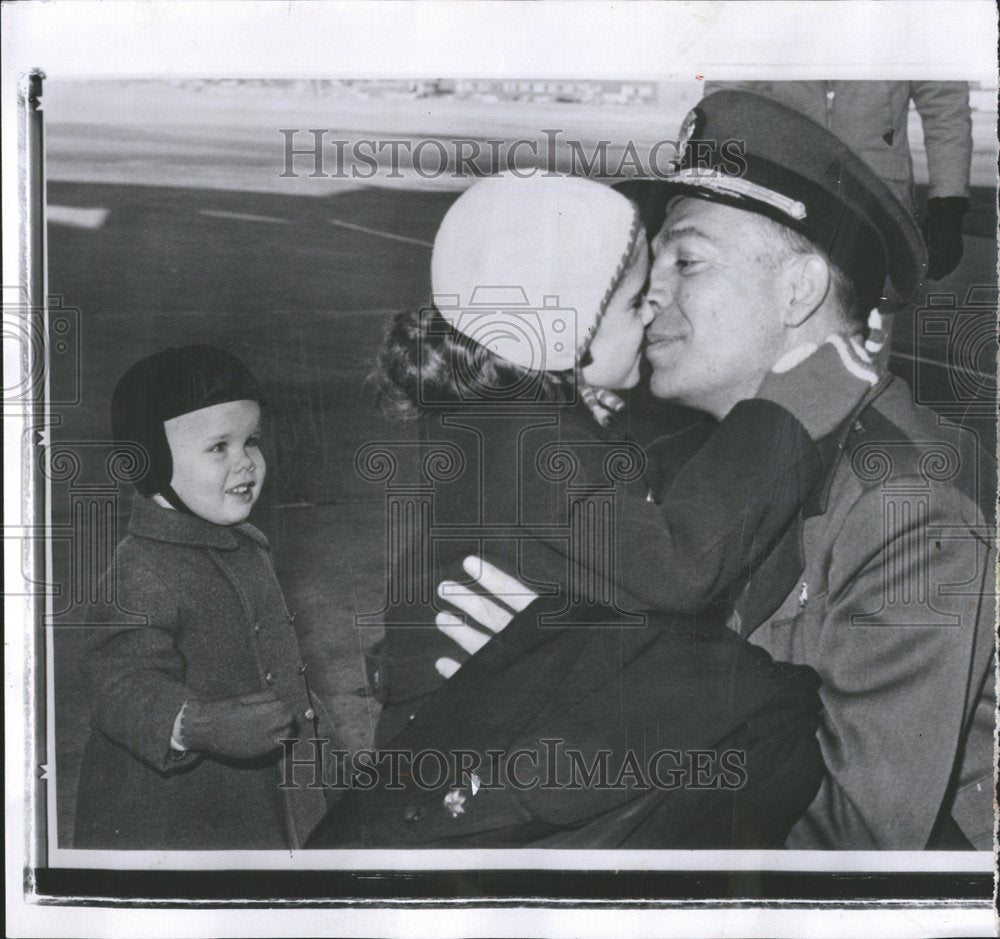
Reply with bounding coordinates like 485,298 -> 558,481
434,556 -> 537,678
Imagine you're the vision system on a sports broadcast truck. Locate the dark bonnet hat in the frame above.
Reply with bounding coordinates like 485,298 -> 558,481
111,345 -> 265,501
617,90 -> 927,305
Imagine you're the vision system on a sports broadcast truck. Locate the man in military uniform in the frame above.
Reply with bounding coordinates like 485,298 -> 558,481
433,91 -> 995,850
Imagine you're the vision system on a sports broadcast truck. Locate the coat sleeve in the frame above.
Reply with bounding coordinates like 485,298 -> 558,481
607,398 -> 821,613
784,480 -> 989,849
81,544 -> 200,773
909,82 -> 972,199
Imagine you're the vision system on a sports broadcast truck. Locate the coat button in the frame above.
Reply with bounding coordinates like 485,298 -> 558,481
853,419 -> 865,434
304,708 -> 315,720
298,664 -> 307,675
253,624 -> 261,635
264,671 -> 274,684
402,805 -> 425,824
288,612 -> 297,624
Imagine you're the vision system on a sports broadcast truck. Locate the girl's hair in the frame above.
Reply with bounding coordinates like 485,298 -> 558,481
374,307 -> 576,421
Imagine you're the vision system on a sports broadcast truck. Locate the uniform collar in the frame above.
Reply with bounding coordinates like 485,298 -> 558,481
804,370 -> 895,518
128,493 -> 270,551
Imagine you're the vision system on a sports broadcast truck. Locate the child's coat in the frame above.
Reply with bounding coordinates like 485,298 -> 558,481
75,495 -> 327,849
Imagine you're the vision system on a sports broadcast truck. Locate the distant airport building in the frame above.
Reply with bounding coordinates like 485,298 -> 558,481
405,78 -> 658,105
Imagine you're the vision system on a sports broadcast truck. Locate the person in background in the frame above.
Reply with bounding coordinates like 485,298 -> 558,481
705,81 -> 973,281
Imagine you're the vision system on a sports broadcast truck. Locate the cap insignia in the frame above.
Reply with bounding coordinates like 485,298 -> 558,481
669,168 -> 808,221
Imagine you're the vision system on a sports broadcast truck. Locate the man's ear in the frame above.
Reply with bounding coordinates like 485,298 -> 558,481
780,253 -> 831,327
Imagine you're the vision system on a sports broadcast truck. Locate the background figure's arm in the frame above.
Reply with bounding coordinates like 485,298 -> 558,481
910,81 -> 972,199
81,549 -> 199,771
785,483 -> 989,849
910,81 -> 972,279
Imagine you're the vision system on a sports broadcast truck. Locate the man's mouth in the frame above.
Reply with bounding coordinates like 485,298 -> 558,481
226,482 -> 256,497
646,334 -> 686,349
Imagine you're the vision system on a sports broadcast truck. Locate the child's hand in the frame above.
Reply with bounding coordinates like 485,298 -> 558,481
180,689 -> 297,760
580,384 -> 625,428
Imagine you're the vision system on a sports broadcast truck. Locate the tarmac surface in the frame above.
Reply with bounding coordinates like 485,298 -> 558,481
44,85 -> 997,846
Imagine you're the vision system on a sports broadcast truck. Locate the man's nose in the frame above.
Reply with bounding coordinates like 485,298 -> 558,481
234,448 -> 256,471
644,257 -> 676,321
642,284 -> 669,326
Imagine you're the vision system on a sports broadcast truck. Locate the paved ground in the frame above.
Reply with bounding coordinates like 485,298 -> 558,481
44,92 -> 997,846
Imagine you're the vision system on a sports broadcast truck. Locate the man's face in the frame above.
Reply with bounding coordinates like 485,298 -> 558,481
643,198 -> 790,418
163,399 -> 265,525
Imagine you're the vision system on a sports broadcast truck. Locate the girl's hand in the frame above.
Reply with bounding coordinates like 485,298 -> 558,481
434,556 -> 537,679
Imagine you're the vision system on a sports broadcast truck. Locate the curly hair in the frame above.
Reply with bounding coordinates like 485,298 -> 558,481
374,307 -> 577,421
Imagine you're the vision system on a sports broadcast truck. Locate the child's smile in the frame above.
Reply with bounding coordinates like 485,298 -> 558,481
226,481 -> 255,499
162,400 -> 265,525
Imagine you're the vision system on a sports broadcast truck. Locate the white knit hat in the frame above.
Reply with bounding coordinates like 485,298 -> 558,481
431,174 -> 643,372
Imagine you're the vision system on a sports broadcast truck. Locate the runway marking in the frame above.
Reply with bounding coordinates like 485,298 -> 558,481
328,216 -> 433,248
200,209 -> 291,224
47,205 -> 109,229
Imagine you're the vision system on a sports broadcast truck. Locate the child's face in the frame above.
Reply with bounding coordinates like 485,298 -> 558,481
162,399 -> 265,525
581,237 -> 653,389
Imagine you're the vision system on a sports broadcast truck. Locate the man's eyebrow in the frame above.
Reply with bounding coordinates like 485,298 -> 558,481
657,225 -> 713,245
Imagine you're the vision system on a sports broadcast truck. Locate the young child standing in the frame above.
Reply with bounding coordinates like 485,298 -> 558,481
74,345 -> 327,850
